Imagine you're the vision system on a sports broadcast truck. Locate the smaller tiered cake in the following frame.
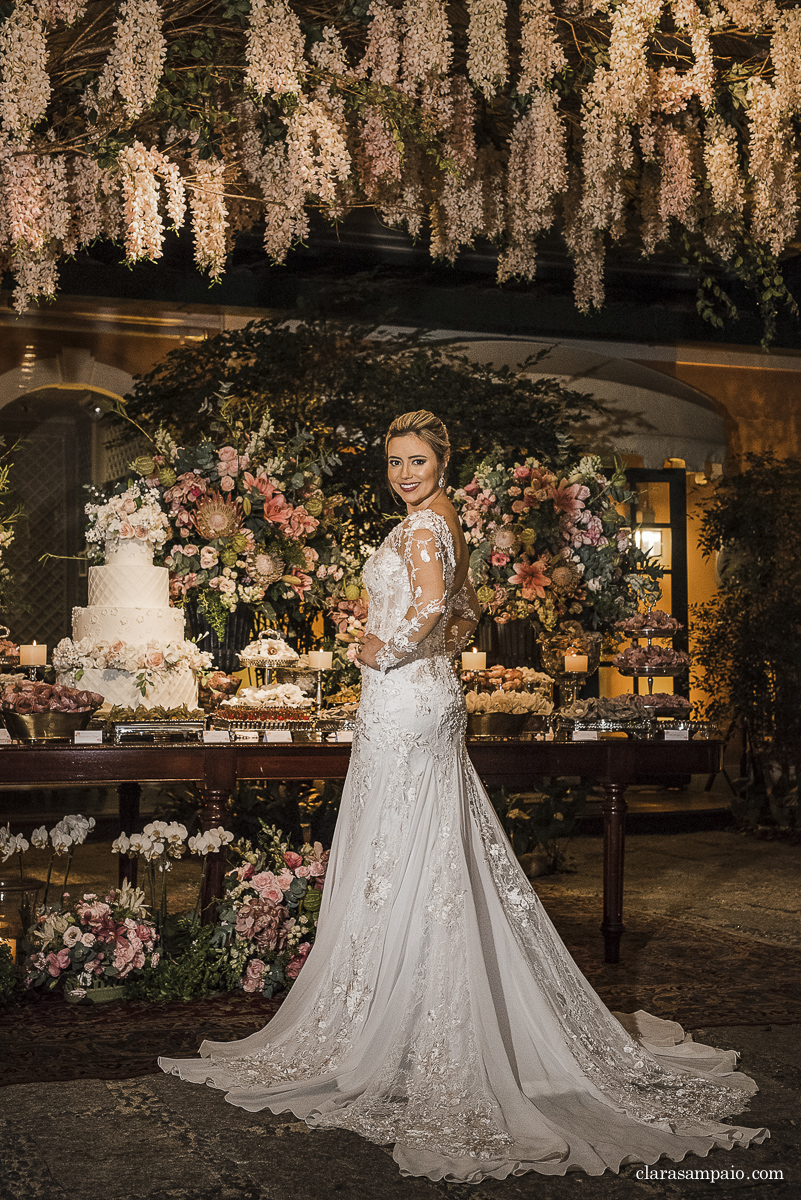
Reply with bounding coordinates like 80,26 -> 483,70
54,486 -> 211,709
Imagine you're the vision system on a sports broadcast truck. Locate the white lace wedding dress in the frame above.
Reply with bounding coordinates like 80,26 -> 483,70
160,511 -> 768,1182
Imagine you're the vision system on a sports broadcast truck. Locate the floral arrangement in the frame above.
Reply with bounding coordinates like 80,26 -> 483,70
85,481 -> 170,560
2,3 -> 797,341
465,689 -> 552,716
113,820 -> 235,927
453,453 -> 659,636
216,826 -> 329,998
116,388 -> 349,639
23,882 -> 159,998
52,637 -> 212,698
1,680 -> 104,714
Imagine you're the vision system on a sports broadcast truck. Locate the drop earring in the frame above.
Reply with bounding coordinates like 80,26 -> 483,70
438,473 -> 445,487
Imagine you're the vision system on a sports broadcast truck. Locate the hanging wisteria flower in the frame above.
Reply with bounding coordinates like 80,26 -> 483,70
517,0 -> 566,96
465,0 -> 508,99
401,0 -> 452,94
0,3 -> 51,141
94,0 -> 166,119
189,156 -> 228,278
245,0 -> 305,98
356,0 -> 401,85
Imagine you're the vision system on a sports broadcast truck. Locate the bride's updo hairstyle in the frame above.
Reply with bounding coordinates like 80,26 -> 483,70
384,410 -> 450,481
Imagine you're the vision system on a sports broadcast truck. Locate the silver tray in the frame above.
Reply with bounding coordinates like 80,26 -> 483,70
616,665 -> 689,677
113,721 -> 206,744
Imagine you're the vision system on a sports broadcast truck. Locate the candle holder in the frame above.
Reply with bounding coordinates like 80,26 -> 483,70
539,633 -> 602,711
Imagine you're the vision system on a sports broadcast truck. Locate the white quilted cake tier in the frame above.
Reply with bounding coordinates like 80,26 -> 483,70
57,667 -> 198,711
104,539 -> 155,568
73,605 -> 185,644
88,563 -> 170,609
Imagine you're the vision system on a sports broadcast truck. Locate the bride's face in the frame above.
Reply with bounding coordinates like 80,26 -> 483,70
387,434 -> 444,509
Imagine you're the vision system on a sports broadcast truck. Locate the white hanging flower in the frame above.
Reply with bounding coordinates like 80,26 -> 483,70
245,0 -> 305,98
356,0 -> 401,86
111,833 -> 131,855
703,116 -> 744,215
284,98 -> 351,206
465,0 -> 508,99
95,0 -> 166,119
517,0 -> 567,97
188,156 -> 228,279
0,4 -> 51,141
117,142 -> 165,262
401,0 -> 452,94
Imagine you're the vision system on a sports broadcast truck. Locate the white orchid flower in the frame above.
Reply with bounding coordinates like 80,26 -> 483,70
143,820 -> 169,838
14,834 -> 29,854
50,831 -> 73,855
127,833 -> 152,857
141,839 -> 165,863
31,826 -> 48,849
111,834 -> 130,855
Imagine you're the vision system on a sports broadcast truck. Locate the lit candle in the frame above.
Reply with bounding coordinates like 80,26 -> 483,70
308,650 -> 333,670
564,654 -> 588,673
19,642 -> 46,666
462,648 -> 486,671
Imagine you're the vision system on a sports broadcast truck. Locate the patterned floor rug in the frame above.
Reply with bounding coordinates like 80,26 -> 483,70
2,897 -> 798,1090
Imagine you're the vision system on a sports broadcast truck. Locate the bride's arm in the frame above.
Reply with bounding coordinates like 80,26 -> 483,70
445,577 -> 480,655
370,523 -> 448,673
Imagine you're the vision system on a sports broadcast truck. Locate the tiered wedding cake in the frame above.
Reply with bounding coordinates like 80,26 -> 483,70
54,540 -> 210,710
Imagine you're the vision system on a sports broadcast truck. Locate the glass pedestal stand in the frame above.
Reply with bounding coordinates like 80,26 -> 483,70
557,672 -> 588,709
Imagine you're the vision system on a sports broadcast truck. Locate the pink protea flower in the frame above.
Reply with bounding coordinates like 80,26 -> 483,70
508,558 -> 551,600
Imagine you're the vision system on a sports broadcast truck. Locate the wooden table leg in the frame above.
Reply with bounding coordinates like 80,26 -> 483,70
198,787 -> 228,924
116,781 -> 141,889
599,780 -> 627,964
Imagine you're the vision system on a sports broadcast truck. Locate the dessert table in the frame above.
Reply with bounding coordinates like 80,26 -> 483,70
0,737 -> 722,963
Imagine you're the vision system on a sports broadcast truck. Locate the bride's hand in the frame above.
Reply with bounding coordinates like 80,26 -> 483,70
355,633 -> 384,671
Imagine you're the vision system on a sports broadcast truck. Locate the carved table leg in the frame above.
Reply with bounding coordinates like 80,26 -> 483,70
198,788 -> 228,924
599,780 -> 628,964
116,782 -> 141,889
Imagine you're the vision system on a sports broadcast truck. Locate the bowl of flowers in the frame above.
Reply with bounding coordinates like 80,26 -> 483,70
1,682 -> 105,742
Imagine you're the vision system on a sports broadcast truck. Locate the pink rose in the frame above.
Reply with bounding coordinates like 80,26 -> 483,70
242,958 -> 266,993
218,445 -> 238,462
283,851 -> 303,870
200,546 -> 218,569
220,475 -> 235,492
294,864 -> 311,878
250,871 -> 284,904
119,521 -> 135,539
121,498 -> 137,514
81,932 -> 96,947
514,465 -> 531,480
286,942 -> 311,980
490,551 -> 510,566
144,649 -> 165,669
46,948 -> 71,977
276,868 -> 294,891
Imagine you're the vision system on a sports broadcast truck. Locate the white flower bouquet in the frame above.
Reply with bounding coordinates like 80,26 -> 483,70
85,481 -> 171,560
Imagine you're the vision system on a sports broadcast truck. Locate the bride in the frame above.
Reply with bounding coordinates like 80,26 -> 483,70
160,410 -> 768,1182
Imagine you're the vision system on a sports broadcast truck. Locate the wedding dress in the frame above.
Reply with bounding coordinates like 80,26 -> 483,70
160,510 -> 768,1182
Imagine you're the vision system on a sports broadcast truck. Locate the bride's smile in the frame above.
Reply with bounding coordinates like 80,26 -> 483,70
387,433 -> 447,512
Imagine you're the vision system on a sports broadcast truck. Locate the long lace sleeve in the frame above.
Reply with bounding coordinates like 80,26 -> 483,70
445,578 -> 481,655
375,521 -> 448,673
